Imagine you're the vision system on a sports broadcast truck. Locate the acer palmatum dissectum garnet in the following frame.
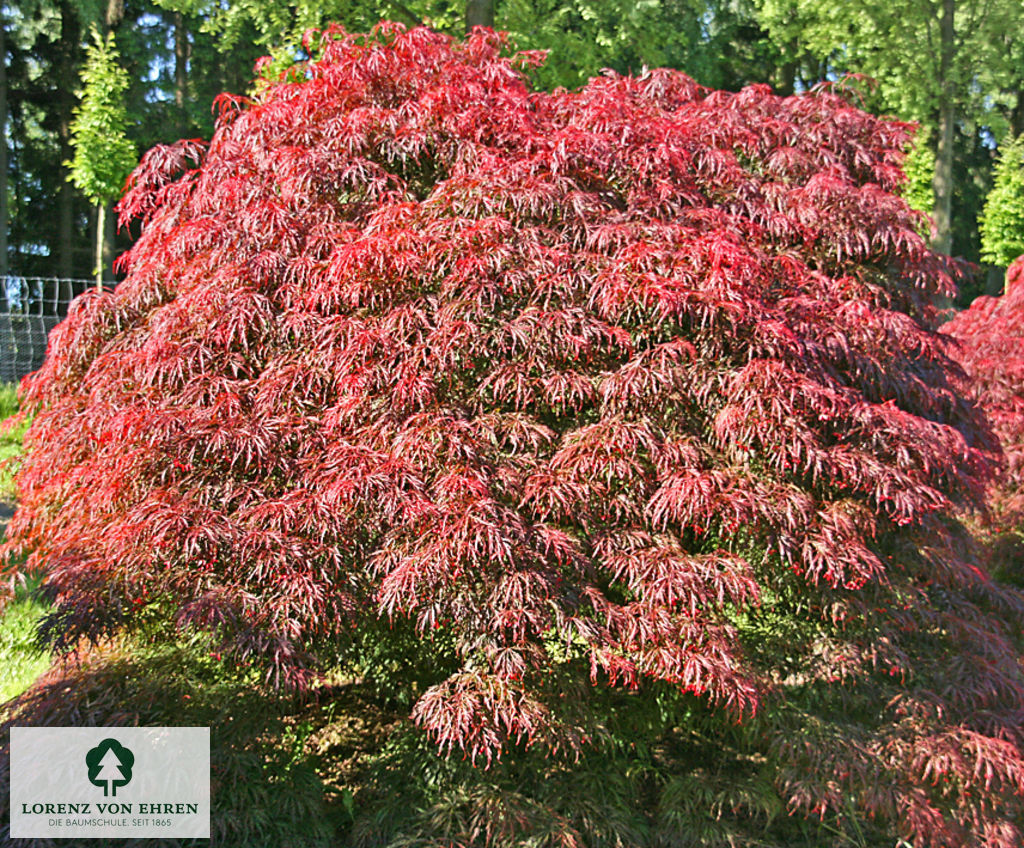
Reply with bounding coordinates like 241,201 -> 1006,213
944,256 -> 1024,601
944,256 -> 1024,526
4,23 -> 1024,845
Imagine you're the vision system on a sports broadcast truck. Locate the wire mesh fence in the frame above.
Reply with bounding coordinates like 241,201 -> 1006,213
0,277 -> 98,383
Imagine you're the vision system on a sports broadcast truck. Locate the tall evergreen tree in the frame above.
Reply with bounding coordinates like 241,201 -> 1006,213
5,0 -> 98,278
980,134 -> 1024,268
1,8 -> 9,279
902,125 -> 936,221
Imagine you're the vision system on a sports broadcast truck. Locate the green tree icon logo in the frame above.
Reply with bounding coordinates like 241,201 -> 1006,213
86,738 -> 134,797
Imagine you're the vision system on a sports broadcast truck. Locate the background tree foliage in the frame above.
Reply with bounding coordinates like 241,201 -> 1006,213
2,0 -> 263,279
980,135 -> 1024,267
900,125 -> 935,221
5,0 -> 1024,287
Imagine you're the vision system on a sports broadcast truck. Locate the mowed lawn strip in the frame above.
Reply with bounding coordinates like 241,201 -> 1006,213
0,382 -> 49,704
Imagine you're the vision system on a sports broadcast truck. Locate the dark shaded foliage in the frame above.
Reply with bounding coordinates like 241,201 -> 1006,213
944,256 -> 1024,584
0,639 -> 334,848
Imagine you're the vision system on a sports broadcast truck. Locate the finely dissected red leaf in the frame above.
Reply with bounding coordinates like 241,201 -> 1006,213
944,257 -> 1024,525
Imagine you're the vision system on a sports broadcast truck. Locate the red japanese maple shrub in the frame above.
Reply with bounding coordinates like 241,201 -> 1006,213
6,23 -> 1024,845
944,256 -> 1024,577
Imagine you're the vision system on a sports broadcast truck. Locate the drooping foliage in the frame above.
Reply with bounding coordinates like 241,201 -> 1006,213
6,23 -> 1024,846
944,257 -> 1024,528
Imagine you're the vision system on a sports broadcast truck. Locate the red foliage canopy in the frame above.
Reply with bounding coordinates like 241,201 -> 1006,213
944,257 -> 1024,522
5,24 -> 1024,843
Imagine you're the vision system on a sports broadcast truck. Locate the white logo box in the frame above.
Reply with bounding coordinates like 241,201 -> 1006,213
10,726 -> 209,839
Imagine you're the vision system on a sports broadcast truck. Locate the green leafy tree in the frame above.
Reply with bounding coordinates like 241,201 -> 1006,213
4,1 -> 260,280
901,125 -> 935,219
5,0 -> 92,278
501,0 -> 708,89
499,0 -> 793,93
66,27 -> 136,288
980,134 -> 1024,267
152,0 -> 786,94
151,0 -> 462,51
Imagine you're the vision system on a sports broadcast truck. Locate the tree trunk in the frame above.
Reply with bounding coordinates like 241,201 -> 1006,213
0,14 -> 8,279
106,0 -> 124,32
1011,87 -> 1024,139
95,204 -> 104,290
931,0 -> 956,256
466,0 -> 494,31
777,55 -> 797,98
174,11 -> 189,138
222,44 -> 247,100
57,1 -> 80,279
102,199 -> 116,284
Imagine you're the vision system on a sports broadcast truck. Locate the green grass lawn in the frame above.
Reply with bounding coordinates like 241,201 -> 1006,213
0,381 -> 29,502
0,575 -> 51,702
0,381 -> 47,703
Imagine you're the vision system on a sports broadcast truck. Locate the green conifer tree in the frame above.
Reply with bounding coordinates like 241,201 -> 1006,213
897,125 -> 936,241
902,126 -> 935,216
980,134 -> 1024,267
67,28 -> 136,289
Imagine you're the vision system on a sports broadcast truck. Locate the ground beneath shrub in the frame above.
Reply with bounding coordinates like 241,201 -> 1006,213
0,500 -> 14,540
